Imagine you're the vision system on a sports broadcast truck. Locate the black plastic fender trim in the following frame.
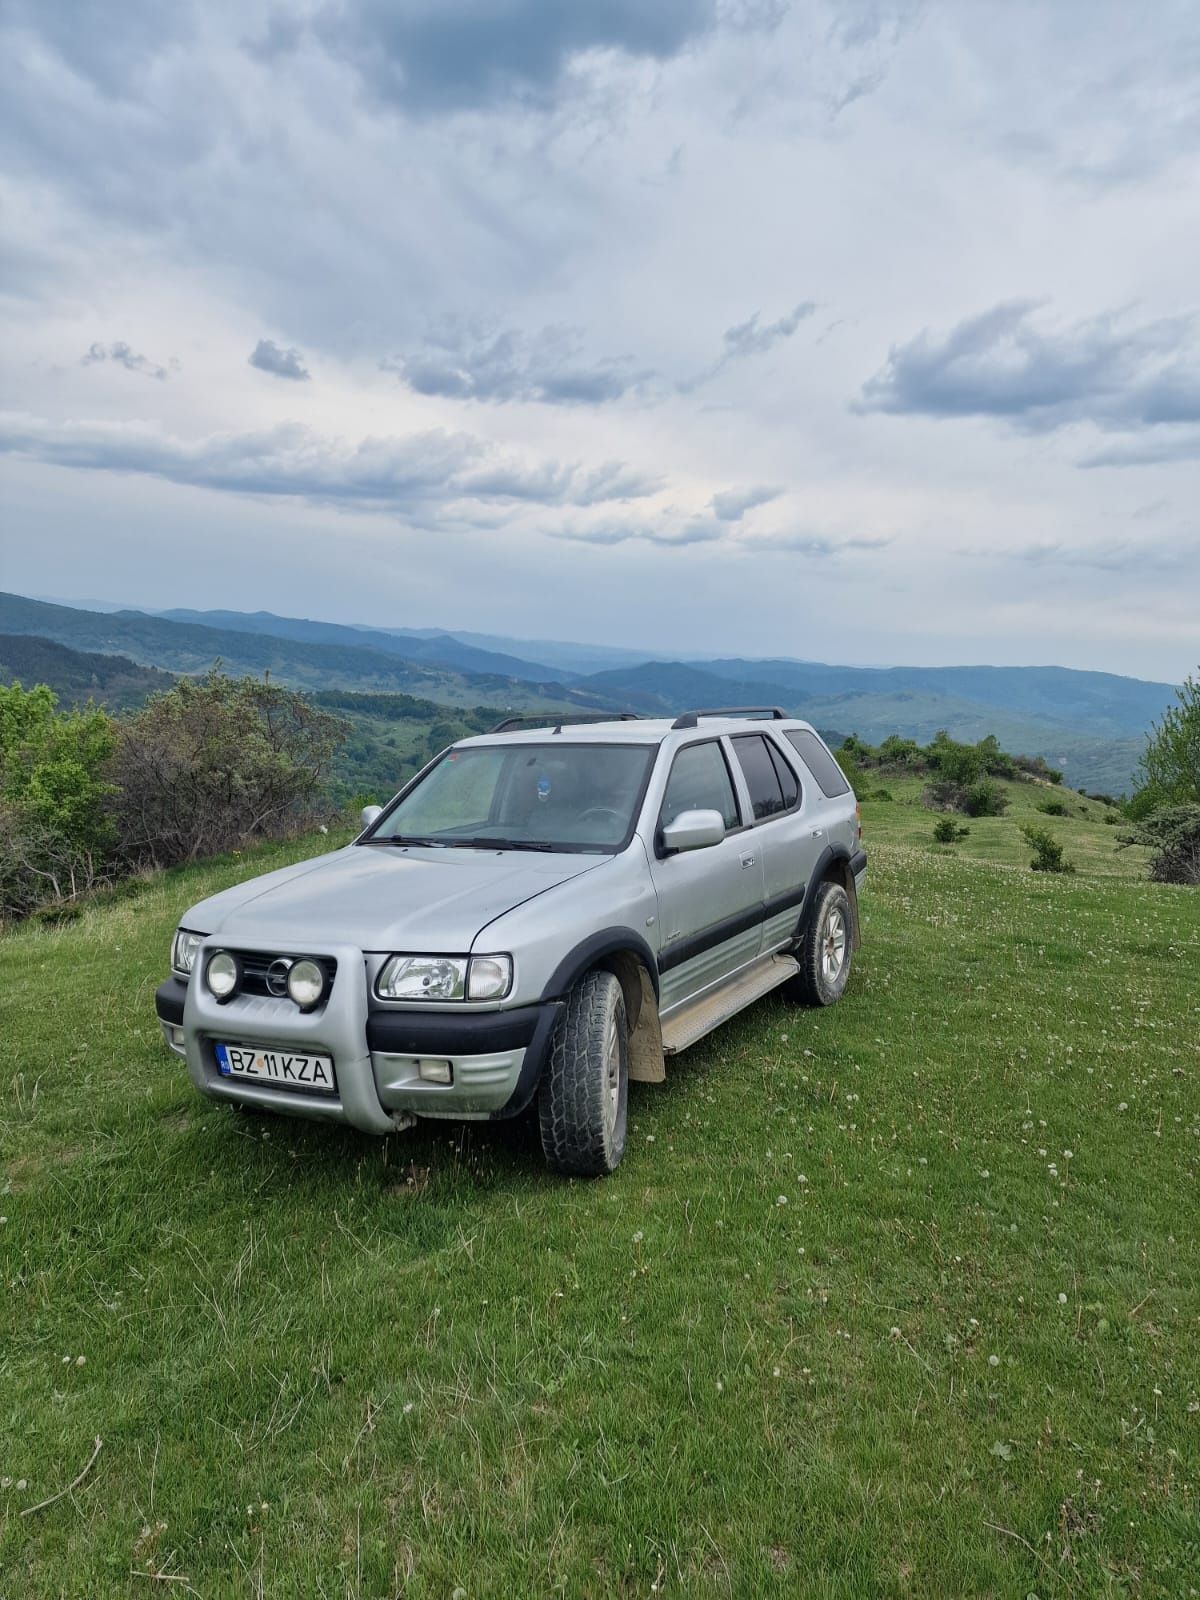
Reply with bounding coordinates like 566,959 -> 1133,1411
155,977 -> 188,1027
490,1000 -> 567,1121
541,927 -> 660,1002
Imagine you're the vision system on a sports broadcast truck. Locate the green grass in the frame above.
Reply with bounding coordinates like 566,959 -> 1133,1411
3,793 -> 1199,1596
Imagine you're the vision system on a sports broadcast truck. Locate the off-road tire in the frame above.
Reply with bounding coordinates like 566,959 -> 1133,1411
788,880 -> 853,1007
538,970 -> 629,1176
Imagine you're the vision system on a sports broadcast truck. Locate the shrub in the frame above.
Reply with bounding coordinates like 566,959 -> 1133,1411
1038,799 -> 1067,817
1014,754 -> 1063,784
109,673 -> 348,869
1020,824 -> 1075,874
872,787 -> 894,801
933,817 -> 969,844
927,731 -> 983,786
1130,673 -> 1200,818
0,683 -> 117,919
1117,804 -> 1200,885
962,779 -> 1009,818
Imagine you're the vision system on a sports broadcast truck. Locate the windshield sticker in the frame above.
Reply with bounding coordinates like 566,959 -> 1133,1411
536,775 -> 552,803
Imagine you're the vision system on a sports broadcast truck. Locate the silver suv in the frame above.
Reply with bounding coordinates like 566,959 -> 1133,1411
156,709 -> 866,1175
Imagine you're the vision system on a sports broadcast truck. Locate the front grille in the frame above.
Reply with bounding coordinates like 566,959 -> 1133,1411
234,951 -> 338,1003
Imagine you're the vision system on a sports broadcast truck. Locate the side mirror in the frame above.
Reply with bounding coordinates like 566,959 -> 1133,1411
360,804 -> 383,830
661,808 -> 726,854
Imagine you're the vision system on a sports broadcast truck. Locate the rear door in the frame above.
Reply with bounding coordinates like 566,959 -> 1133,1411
728,732 -> 822,951
648,739 -> 765,1015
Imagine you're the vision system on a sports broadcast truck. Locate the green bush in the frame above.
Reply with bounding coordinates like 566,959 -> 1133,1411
0,682 -> 117,919
1130,673 -> 1200,818
1020,824 -> 1075,874
110,673 -> 348,870
1038,799 -> 1068,817
872,787 -> 894,801
962,779 -> 1009,817
1118,804 -> 1200,885
933,817 -> 969,844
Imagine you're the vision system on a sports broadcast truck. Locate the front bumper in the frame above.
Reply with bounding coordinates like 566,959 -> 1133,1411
154,945 -> 561,1136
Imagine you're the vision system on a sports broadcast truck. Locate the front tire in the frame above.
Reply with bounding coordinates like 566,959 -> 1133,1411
538,970 -> 629,1176
788,880 -> 853,1006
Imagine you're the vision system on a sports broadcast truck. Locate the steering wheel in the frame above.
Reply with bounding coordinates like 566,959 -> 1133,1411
578,805 -> 625,829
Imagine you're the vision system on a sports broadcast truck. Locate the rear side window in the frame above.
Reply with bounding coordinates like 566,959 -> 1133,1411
660,741 -> 740,832
785,730 -> 851,797
766,739 -> 800,808
731,734 -> 789,821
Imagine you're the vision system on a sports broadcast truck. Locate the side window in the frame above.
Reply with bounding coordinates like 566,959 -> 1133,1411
785,730 -> 851,798
731,734 -> 787,822
766,739 -> 800,809
660,741 -> 740,832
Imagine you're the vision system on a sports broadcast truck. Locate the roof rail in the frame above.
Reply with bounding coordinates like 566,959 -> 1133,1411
670,706 -> 789,730
489,711 -> 643,734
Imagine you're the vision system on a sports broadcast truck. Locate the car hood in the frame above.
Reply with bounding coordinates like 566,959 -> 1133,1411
182,843 -> 607,952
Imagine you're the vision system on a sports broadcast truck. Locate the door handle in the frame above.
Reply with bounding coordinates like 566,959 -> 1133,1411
740,852 -> 756,868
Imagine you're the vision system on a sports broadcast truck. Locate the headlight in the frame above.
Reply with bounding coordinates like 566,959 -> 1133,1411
172,928 -> 205,977
377,955 -> 468,1001
375,954 -> 513,1002
287,958 -> 325,1010
206,949 -> 240,1000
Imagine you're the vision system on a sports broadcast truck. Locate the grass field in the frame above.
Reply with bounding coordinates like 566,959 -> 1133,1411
2,781 -> 1198,1596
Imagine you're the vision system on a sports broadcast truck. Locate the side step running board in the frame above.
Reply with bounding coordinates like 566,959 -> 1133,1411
660,952 -> 799,1056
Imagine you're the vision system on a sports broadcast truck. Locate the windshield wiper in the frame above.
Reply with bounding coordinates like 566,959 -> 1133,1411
455,837 -> 556,852
367,835 -> 451,847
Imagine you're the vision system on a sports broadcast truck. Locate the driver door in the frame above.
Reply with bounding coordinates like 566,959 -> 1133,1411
649,739 -> 765,1016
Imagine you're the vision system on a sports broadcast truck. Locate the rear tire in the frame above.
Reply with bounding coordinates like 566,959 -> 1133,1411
538,970 -> 629,1176
788,880 -> 853,1006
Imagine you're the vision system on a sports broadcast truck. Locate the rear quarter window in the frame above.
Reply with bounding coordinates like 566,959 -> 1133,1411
785,730 -> 852,798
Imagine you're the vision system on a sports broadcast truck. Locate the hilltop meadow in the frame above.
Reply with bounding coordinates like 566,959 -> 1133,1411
3,775 -> 1198,1597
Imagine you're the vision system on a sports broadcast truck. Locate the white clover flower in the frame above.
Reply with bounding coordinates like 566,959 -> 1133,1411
1058,1293 -> 1068,1305
988,1354 -> 1000,1367
776,1195 -> 788,1207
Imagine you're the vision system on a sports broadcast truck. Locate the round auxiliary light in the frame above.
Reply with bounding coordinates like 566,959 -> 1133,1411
206,949 -> 240,1000
287,958 -> 325,1010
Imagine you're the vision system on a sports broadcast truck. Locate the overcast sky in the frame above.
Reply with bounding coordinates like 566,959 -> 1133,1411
1,0 -> 1198,680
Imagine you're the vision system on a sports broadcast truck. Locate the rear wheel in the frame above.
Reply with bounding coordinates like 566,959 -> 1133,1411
538,970 -> 629,1176
788,880 -> 853,1006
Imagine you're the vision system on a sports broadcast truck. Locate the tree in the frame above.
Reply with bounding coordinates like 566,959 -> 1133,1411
0,682 -> 117,917
109,673 -> 348,868
1131,674 -> 1200,817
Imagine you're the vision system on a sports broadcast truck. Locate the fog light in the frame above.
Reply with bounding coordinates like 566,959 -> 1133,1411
206,949 -> 240,1000
287,957 -> 325,1010
417,1058 -> 453,1084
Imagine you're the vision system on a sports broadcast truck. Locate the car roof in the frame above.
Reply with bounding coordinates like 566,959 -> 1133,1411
455,715 -> 822,748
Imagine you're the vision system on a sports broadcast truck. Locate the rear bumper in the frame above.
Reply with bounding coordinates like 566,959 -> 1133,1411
155,955 -> 560,1134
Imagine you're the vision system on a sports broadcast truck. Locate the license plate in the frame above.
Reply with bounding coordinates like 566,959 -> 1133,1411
214,1042 -> 336,1095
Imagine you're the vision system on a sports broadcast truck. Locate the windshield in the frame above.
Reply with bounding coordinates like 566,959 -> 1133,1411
365,742 -> 655,852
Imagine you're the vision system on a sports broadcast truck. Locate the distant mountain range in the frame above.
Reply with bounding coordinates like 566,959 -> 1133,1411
1,591 -> 1177,795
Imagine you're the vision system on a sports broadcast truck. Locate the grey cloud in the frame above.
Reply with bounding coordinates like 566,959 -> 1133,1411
0,412 -> 654,517
711,484 -> 781,521
315,0 -> 718,115
386,323 -> 651,406
82,340 -> 170,380
681,301 -> 815,390
856,300 -> 1200,434
1081,432 -> 1200,467
749,533 -> 890,556
249,338 -> 311,381
556,514 -> 724,547
976,539 -> 1194,575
